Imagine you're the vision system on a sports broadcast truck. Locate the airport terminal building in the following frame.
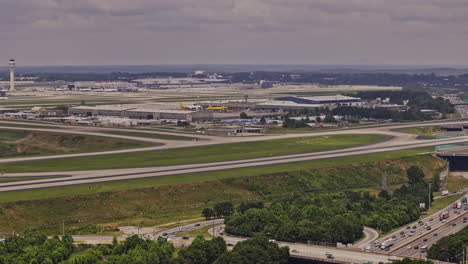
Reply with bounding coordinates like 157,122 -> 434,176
275,95 -> 362,106
69,105 -> 213,122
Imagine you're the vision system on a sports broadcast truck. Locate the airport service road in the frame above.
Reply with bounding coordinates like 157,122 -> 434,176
370,194 -> 468,257
0,119 -> 467,165
3,132 -> 468,192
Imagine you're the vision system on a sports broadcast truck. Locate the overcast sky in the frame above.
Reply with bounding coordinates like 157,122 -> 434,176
1,0 -> 467,66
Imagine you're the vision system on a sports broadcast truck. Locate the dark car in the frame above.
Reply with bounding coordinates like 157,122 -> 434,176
433,233 -> 438,236
452,223 -> 457,226
182,236 -> 190,240
413,245 -> 419,249
423,238 -> 428,242
226,243 -> 234,247
194,223 -> 201,227
400,231 -> 405,235
406,226 -> 411,230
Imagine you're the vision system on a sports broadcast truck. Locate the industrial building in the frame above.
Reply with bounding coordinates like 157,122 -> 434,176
275,95 -> 362,106
133,77 -> 229,88
68,104 -> 213,122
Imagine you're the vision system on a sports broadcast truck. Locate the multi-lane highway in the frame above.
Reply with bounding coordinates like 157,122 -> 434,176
369,194 -> 468,259
1,119 -> 468,192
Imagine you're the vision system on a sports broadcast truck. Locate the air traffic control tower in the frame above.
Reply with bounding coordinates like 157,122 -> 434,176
8,59 -> 15,92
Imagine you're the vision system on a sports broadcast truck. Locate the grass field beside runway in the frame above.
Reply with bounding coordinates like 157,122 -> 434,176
0,148 -> 440,234
0,134 -> 386,173
0,129 -> 152,159
0,147 -> 434,203
396,126 -> 441,139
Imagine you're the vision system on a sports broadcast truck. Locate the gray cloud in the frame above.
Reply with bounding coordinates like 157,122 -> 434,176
0,0 -> 467,65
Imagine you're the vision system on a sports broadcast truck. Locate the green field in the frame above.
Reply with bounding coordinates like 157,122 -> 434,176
0,147 -> 435,203
0,134 -> 385,173
396,126 -> 441,139
0,129 -> 151,158
101,130 -> 194,141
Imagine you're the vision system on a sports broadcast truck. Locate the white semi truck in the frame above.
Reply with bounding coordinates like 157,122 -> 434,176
380,239 -> 395,250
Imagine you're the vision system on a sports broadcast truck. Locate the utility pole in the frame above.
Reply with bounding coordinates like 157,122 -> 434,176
428,183 -> 432,209
381,172 -> 387,191
212,217 -> 215,237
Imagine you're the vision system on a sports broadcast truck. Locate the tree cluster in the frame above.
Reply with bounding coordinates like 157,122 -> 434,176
202,201 -> 263,220
0,233 -> 288,264
355,91 -> 455,114
332,106 -> 432,122
427,226 -> 468,262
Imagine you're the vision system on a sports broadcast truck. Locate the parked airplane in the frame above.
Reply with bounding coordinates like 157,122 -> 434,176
208,105 -> 228,111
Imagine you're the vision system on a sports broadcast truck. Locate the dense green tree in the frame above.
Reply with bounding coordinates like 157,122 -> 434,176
407,166 -> 425,185
239,112 -> 249,119
202,208 -> 216,220
427,226 -> 468,262
214,202 -> 234,218
213,235 -> 289,264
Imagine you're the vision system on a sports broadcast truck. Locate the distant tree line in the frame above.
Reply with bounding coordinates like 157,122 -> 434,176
0,72 -> 188,82
354,91 -> 455,114
223,166 -> 438,244
230,71 -> 468,89
331,106 -> 431,121
4,70 -> 468,90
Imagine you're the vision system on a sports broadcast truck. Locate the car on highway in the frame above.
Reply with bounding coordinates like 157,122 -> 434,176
194,223 -> 201,227
182,236 -> 190,240
365,245 -> 371,252
452,223 -> 457,226
413,245 -> 419,249
400,231 -> 405,235
423,238 -> 428,242
226,243 -> 234,247
388,256 -> 399,261
433,233 -> 438,236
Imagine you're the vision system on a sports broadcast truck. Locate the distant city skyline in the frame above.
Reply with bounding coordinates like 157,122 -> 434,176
1,0 -> 467,66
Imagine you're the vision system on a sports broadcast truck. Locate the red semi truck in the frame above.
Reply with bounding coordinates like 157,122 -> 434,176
439,211 -> 450,221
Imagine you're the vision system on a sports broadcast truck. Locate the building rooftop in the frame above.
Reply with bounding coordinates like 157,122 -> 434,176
257,100 -> 324,108
298,95 -> 361,101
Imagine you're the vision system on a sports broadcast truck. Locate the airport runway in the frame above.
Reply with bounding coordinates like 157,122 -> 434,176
0,119 -> 467,165
1,119 -> 468,192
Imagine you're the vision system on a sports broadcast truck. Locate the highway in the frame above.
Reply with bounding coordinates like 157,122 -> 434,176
369,193 -> 468,259
209,225 -> 401,263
